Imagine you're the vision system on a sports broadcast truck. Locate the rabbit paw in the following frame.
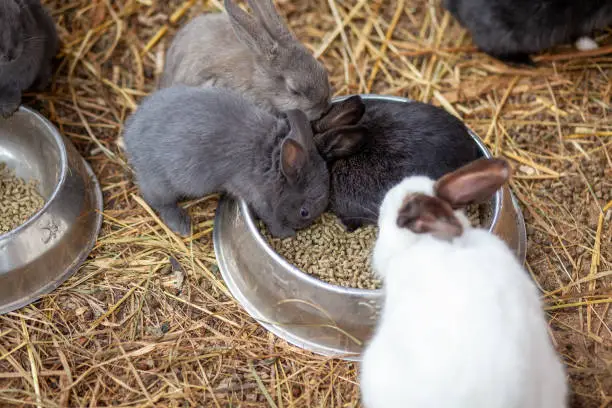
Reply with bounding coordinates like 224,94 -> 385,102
267,223 -> 296,239
160,206 -> 192,237
486,51 -> 535,67
0,90 -> 20,118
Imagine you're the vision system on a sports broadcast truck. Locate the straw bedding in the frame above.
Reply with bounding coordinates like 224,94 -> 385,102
0,0 -> 610,406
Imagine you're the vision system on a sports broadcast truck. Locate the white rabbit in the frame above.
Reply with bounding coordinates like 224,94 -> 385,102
360,158 -> 568,408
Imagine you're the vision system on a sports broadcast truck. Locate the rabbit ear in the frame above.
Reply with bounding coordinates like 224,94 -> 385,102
314,125 -> 368,161
285,109 -> 315,149
434,158 -> 511,208
397,194 -> 463,240
280,137 -> 307,184
281,109 -> 312,183
313,96 -> 365,133
225,0 -> 279,58
246,0 -> 293,42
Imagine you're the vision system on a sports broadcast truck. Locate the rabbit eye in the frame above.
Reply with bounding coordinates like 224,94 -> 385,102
300,207 -> 309,218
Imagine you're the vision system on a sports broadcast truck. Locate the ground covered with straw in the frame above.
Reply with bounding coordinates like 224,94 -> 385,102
0,0 -> 610,406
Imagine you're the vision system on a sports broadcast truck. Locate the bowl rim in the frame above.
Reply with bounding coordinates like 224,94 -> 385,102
237,94 -> 502,296
0,106 -> 68,242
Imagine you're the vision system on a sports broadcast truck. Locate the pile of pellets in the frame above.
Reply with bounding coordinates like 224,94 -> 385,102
259,213 -> 381,289
0,163 -> 45,234
259,204 -> 486,290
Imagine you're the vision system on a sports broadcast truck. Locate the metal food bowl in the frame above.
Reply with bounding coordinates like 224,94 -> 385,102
0,106 -> 103,314
213,94 -> 526,360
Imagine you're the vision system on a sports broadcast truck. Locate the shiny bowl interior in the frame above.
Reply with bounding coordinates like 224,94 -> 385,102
213,94 -> 527,360
0,106 -> 103,314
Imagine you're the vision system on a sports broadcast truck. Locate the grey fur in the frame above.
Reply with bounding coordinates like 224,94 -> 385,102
123,85 -> 330,238
0,0 -> 59,117
443,0 -> 612,65
312,96 -> 481,231
159,0 -> 331,120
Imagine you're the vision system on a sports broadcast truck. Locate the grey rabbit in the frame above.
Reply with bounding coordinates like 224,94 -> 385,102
443,0 -> 612,65
311,95 -> 481,232
123,85 -> 330,238
160,0 -> 331,121
0,0 -> 59,117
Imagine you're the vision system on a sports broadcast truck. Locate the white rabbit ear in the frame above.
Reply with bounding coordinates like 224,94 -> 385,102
225,0 -> 279,58
246,0 -> 293,42
397,194 -> 463,240
434,158 -> 510,209
312,96 -> 365,134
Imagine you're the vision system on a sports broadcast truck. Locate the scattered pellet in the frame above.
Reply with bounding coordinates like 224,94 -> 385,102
0,163 -> 45,234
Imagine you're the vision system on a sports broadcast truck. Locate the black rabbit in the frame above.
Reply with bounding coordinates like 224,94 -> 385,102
443,0 -> 612,65
0,0 -> 59,117
123,85 -> 330,238
312,96 -> 480,232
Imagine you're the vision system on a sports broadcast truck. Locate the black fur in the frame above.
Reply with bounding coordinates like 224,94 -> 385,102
443,0 -> 612,65
313,97 -> 480,231
0,0 -> 59,117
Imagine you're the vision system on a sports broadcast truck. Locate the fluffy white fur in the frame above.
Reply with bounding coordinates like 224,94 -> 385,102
575,36 -> 599,51
360,177 -> 568,408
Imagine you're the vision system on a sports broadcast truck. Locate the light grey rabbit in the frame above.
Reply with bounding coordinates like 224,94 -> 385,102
123,85 -> 330,238
0,0 -> 59,117
160,0 -> 331,121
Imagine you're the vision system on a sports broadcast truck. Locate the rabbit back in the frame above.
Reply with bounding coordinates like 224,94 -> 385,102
361,229 -> 567,408
160,0 -> 331,120
329,100 -> 479,229
444,0 -> 612,59
161,14 -> 252,90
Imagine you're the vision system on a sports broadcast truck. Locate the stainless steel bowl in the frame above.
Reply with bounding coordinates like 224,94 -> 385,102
0,106 -> 103,314
213,94 -> 526,360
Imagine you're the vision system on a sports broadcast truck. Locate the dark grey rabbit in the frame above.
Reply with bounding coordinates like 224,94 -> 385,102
0,0 -> 59,117
123,85 -> 330,238
160,0 -> 331,121
443,0 -> 612,65
311,95 -> 480,232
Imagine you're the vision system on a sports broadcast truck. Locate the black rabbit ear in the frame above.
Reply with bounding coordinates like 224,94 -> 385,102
434,158 -> 511,209
246,0 -> 293,43
280,137 -> 307,184
313,96 -> 365,134
225,0 -> 279,58
314,125 -> 368,161
397,194 -> 463,240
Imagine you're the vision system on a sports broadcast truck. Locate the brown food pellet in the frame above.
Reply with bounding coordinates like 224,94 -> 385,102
258,204 -> 485,291
0,163 -> 45,234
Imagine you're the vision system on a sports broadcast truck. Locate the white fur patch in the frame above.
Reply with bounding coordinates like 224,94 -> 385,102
575,36 -> 599,51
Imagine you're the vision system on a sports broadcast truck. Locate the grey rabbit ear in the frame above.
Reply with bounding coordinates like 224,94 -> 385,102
434,158 -> 511,208
246,0 -> 293,42
397,194 -> 463,240
280,109 -> 313,183
313,96 -> 365,134
224,0 -> 279,58
280,137 -> 307,184
285,109 -> 315,149
314,125 -> 368,161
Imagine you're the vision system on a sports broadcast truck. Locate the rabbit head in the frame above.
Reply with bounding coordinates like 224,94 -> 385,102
312,95 -> 369,160
0,0 -> 24,63
224,0 -> 331,120
374,158 -> 510,274
273,109 -> 330,231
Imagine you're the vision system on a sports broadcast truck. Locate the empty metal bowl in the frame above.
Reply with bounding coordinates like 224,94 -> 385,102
213,94 -> 526,360
0,106 -> 103,314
